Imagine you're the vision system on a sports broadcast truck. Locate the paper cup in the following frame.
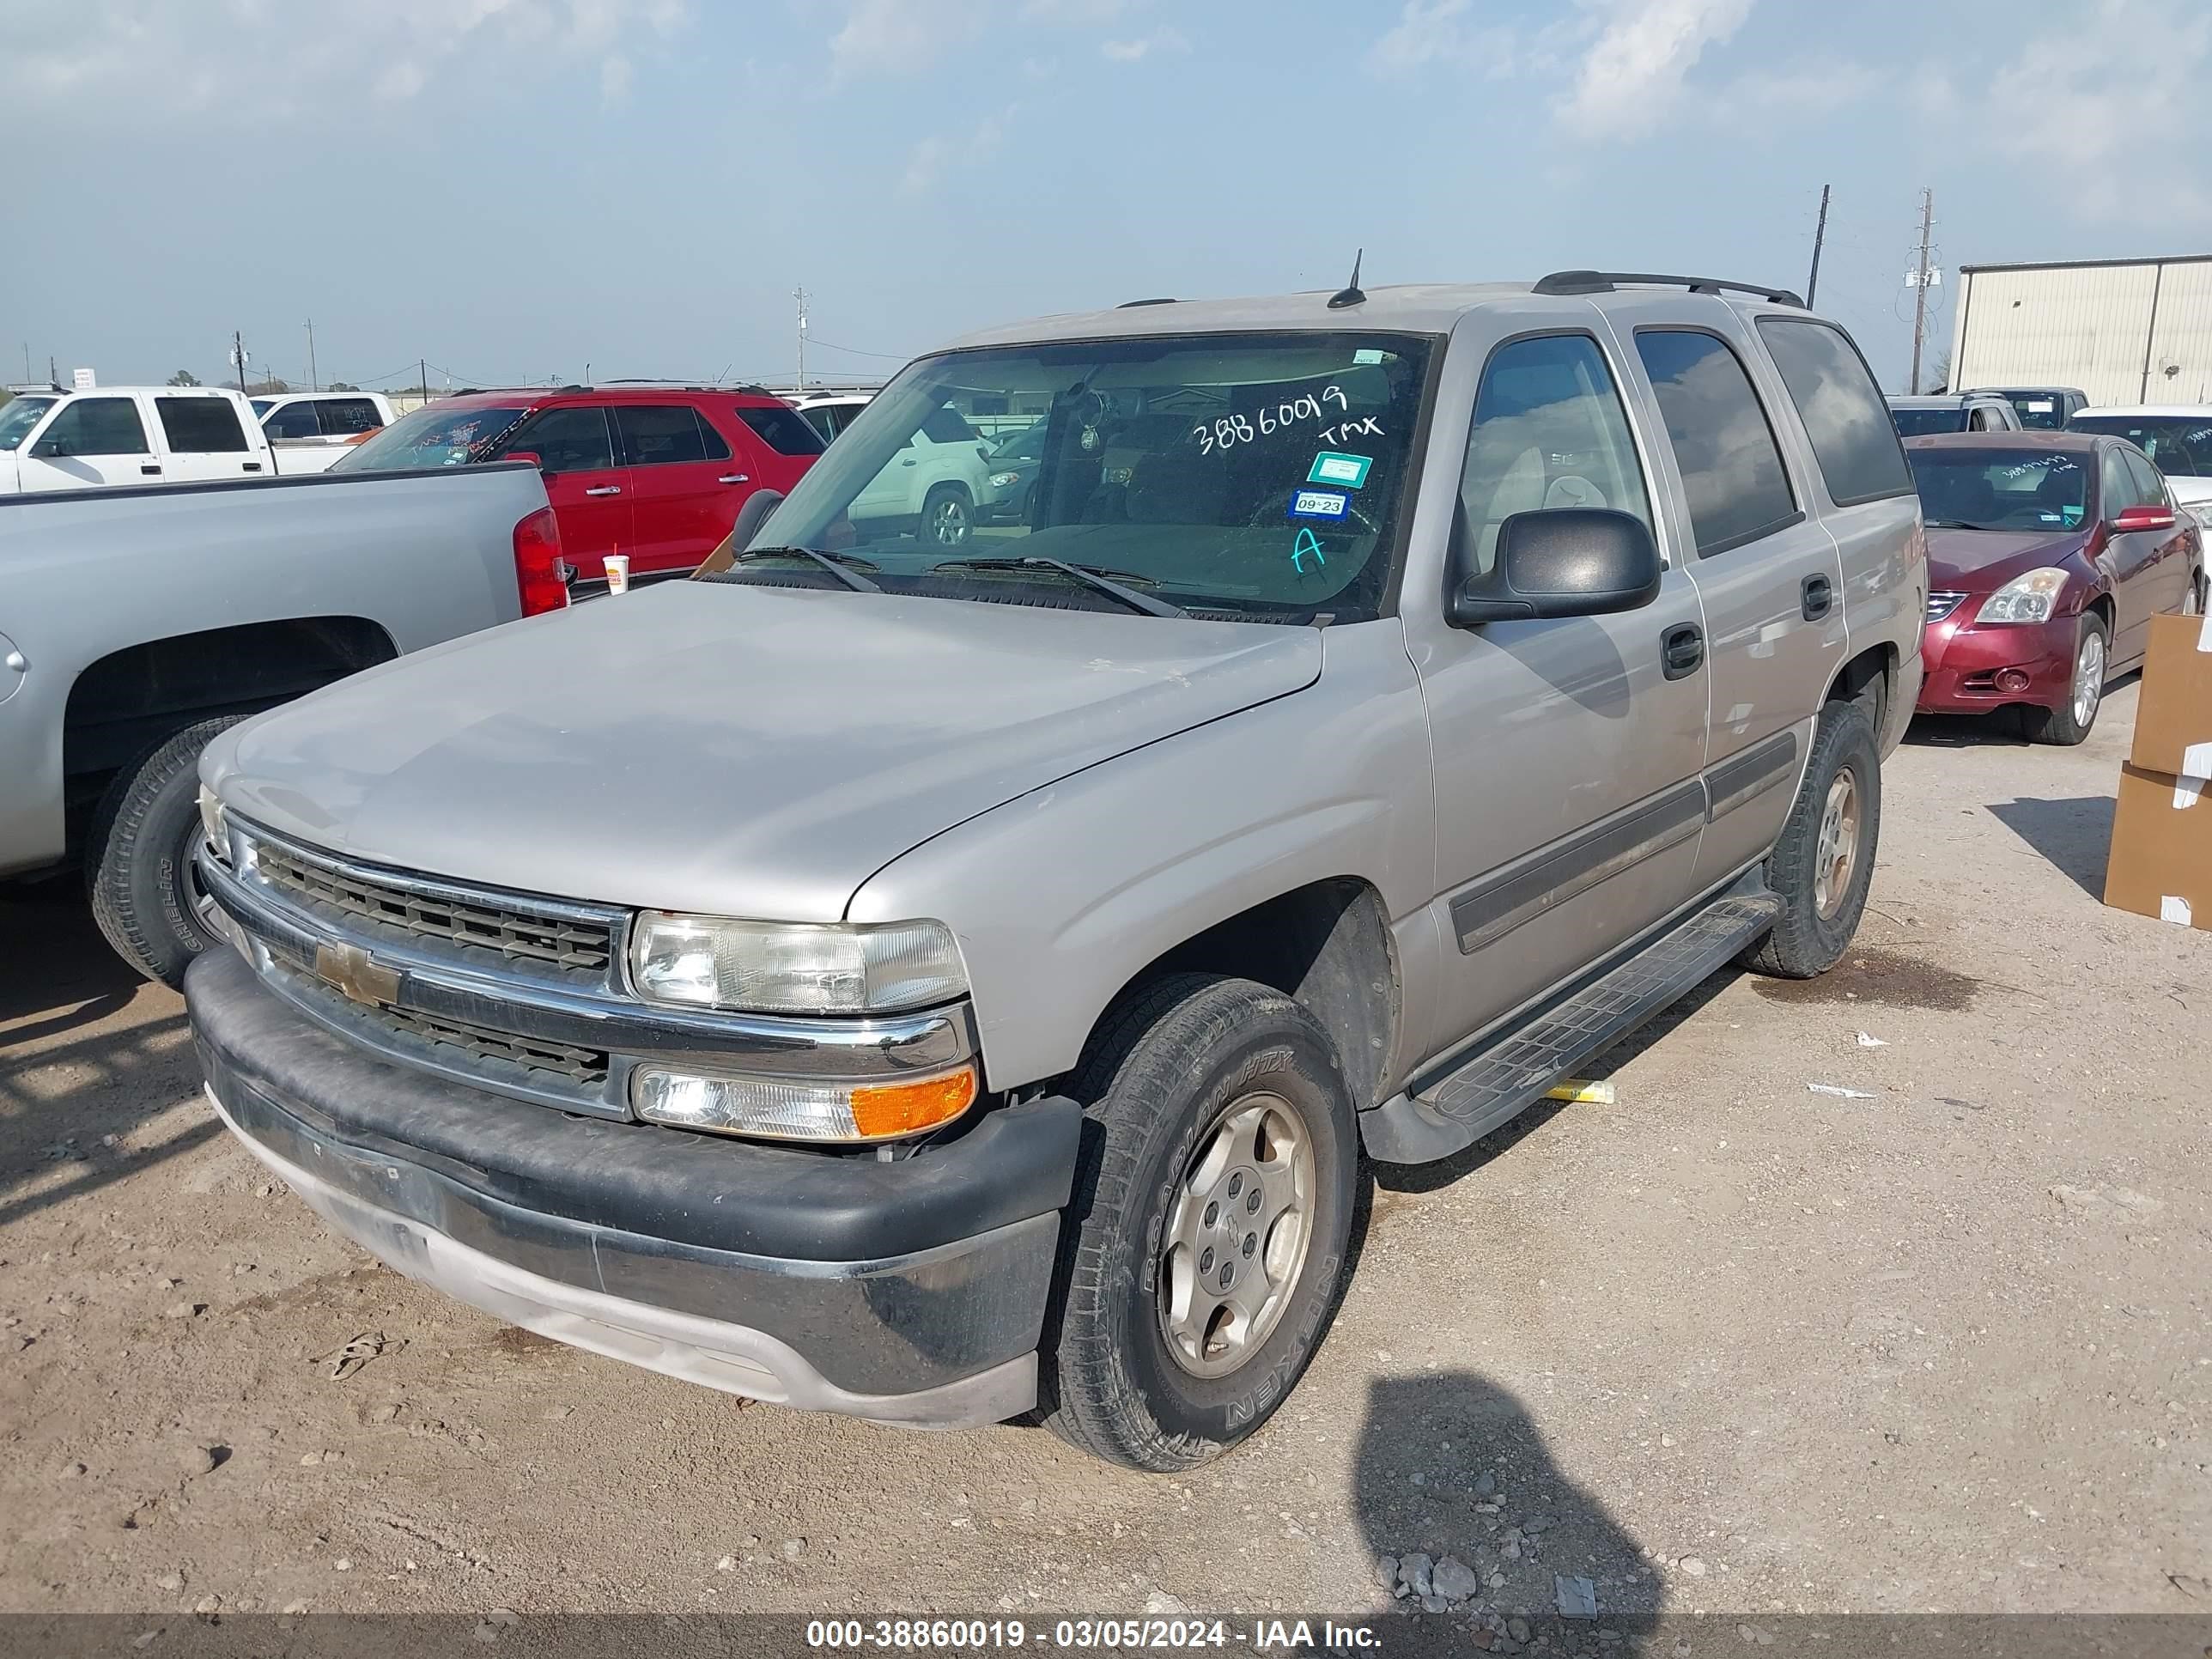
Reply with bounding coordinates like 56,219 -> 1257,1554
605,554 -> 630,595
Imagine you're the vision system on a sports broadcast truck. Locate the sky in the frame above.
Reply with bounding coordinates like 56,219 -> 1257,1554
5,0 -> 2209,396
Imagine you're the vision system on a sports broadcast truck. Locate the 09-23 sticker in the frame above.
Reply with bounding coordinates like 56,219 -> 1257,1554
1288,489 -> 1350,520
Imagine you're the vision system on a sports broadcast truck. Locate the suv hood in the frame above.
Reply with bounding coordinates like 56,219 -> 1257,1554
205,583 -> 1321,921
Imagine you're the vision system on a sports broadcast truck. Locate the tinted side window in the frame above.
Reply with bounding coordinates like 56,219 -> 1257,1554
156,397 -> 250,453
736,404 -> 827,456
319,398 -> 382,435
41,397 -> 151,456
921,405 -> 978,446
2123,448 -> 2169,508
1755,319 -> 1913,507
264,401 -> 321,440
1458,333 -> 1653,576
508,406 -> 615,472
1633,329 -> 1799,556
2101,448 -> 2144,517
615,404 -> 708,467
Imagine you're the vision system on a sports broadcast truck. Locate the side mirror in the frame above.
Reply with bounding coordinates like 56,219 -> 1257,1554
502,449 -> 549,477
694,489 -> 784,576
2112,503 -> 2175,532
1449,508 -> 1663,627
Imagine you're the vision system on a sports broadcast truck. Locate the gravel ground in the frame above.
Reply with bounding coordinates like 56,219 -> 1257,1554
3,679 -> 2208,1635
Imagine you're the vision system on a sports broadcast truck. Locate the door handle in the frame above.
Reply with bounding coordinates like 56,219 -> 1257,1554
718,474 -> 750,484
140,464 -> 161,476
584,485 -> 623,496
1662,623 -> 1705,680
242,461 -> 263,472
1802,573 -> 1833,620
900,459 -> 918,467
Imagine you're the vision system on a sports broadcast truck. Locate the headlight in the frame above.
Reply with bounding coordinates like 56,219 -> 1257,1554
989,471 -> 1021,489
628,912 -> 967,1015
631,1063 -> 977,1143
1975,567 -> 2069,624
197,787 -> 230,864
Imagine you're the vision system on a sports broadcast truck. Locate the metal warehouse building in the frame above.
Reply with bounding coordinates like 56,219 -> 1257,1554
1949,254 -> 2212,405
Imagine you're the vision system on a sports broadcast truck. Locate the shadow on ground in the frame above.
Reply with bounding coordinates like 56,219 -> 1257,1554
1352,1371 -> 1659,1651
1984,795 -> 2117,902
0,884 -> 211,1228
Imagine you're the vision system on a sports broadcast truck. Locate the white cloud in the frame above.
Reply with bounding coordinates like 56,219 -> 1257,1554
830,0 -> 979,81
0,0 -> 687,115
1723,60 -> 1876,115
1367,0 -> 1514,75
1022,0 -> 1131,19
1974,0 -> 2212,224
1555,0 -> 1755,141
1101,27 -> 1188,63
901,106 -> 1015,197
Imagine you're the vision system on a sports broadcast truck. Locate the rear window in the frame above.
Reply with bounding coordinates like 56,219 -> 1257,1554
1889,406 -> 1968,438
332,403 -> 528,471
921,405 -> 979,445
319,398 -> 383,435
1633,329 -> 1800,556
1755,319 -> 1913,507
735,404 -> 826,456
156,397 -> 250,453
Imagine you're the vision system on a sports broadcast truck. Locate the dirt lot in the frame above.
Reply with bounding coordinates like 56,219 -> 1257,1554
3,682 -> 2209,1635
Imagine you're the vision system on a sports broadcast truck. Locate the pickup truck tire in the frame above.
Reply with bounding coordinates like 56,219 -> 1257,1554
1042,974 -> 1357,1472
87,714 -> 245,988
1738,698 -> 1881,980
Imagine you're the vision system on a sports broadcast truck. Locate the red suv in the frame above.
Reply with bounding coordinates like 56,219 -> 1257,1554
331,385 -> 823,595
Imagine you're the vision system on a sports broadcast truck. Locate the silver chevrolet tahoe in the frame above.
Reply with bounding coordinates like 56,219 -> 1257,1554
187,272 -> 1926,1472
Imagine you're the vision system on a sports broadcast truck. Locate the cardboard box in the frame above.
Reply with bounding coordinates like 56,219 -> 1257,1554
2130,611 -> 2212,781
2103,762 -> 2212,931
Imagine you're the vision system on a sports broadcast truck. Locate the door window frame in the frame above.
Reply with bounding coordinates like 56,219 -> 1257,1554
34,395 -> 153,458
1629,324 -> 1806,560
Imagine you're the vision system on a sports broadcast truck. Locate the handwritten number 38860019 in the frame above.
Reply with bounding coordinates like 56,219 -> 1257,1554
1194,386 -> 1349,455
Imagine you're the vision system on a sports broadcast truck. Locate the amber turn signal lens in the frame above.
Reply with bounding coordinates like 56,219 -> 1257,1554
849,1066 -> 978,1139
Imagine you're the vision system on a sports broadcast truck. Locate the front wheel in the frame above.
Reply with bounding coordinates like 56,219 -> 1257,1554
1739,697 -> 1881,980
1042,975 -> 1358,1472
2021,612 -> 2108,746
2185,563 -> 2207,617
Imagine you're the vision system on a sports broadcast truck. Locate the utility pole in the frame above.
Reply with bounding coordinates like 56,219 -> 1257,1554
793,287 -> 808,390
1806,184 -> 1830,307
233,331 -> 247,392
49,355 -> 58,387
418,357 -> 428,409
306,319 -> 317,392
1908,186 -> 1935,395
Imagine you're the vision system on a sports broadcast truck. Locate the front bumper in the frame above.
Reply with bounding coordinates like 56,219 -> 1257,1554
1916,609 -> 2077,714
187,946 -> 1081,1427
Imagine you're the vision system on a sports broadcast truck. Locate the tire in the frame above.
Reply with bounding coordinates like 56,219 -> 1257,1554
1042,974 -> 1358,1472
2185,563 -> 2207,617
919,483 -> 973,549
1738,698 -> 1881,980
2021,611 -> 2108,747
86,714 -> 245,988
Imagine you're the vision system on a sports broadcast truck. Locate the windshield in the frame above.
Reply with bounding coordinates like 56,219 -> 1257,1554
1889,406 -> 1967,438
0,397 -> 58,451
2069,416 -> 2212,477
250,399 -> 274,417
330,402 -> 527,471
738,331 -> 1434,623
1908,448 -> 2088,531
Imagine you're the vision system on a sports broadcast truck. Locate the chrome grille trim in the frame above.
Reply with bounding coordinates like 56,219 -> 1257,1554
243,825 -> 623,989
1926,591 -> 1966,624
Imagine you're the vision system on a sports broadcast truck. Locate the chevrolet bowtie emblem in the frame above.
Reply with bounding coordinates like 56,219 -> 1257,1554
313,941 -> 401,1007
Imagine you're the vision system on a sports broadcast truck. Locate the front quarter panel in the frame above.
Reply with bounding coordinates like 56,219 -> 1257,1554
845,621 -> 1436,1094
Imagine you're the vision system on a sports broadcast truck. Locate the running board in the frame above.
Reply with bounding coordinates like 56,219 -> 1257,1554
1360,891 -> 1781,1165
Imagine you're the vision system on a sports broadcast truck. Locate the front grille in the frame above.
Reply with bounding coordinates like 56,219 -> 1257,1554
1926,591 -> 1966,624
373,1000 -> 610,1085
253,839 -> 615,981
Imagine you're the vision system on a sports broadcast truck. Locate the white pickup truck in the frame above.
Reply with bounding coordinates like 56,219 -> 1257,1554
252,390 -> 397,474
0,386 -> 295,491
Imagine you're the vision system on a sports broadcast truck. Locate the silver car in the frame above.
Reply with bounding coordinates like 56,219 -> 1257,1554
188,270 -> 1925,1469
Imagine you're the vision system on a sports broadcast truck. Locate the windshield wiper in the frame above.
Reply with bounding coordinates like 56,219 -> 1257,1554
732,546 -> 882,593
935,556 -> 1187,618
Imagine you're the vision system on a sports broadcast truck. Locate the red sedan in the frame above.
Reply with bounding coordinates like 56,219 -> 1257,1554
1906,432 -> 2205,744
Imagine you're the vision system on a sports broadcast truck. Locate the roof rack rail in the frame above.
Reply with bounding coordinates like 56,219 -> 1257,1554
1116,297 -> 1177,308
1533,270 -> 1806,307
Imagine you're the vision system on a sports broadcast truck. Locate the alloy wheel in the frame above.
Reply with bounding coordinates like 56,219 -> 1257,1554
1812,766 -> 1861,921
2071,629 -> 2106,732
1157,1092 -> 1315,1378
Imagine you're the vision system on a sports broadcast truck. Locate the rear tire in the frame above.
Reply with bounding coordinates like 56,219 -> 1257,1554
87,714 -> 244,988
1041,975 -> 1358,1472
2021,612 -> 2108,746
919,483 -> 973,549
1739,698 -> 1881,980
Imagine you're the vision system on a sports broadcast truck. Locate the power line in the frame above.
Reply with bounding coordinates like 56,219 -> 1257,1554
806,336 -> 910,361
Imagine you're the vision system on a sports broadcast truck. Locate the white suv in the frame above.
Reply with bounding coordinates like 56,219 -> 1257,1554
796,393 -> 994,547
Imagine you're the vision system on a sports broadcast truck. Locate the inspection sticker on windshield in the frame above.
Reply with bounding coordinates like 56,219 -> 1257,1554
1288,489 -> 1350,520
1309,452 -> 1372,489
1353,349 -> 1386,365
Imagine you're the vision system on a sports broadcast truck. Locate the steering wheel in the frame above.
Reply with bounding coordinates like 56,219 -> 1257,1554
1248,485 -> 1382,538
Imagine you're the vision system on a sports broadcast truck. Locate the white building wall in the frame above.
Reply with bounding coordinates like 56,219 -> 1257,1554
1952,258 -> 2212,405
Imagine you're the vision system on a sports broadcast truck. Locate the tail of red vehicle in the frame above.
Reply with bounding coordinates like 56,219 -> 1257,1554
512,507 -> 570,617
